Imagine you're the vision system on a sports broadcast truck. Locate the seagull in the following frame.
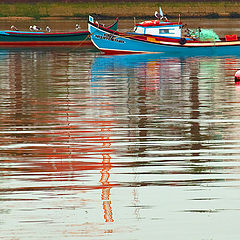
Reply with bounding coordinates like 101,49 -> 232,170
10,25 -> 18,31
75,24 -> 80,30
155,11 -> 160,19
46,26 -> 51,32
29,25 -> 33,31
32,25 -> 41,31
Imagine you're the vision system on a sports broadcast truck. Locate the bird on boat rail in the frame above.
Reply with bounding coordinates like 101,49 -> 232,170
75,24 -> 80,31
29,25 -> 42,31
46,26 -> 51,32
10,25 -> 18,31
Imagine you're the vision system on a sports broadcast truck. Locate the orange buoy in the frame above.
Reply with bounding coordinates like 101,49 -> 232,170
235,70 -> 240,82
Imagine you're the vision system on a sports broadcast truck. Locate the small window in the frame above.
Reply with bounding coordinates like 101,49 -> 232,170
159,29 -> 169,34
135,27 -> 145,34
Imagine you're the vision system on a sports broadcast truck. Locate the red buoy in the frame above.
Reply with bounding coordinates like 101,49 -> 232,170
235,70 -> 240,82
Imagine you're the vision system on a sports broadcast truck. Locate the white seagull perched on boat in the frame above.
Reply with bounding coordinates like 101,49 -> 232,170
46,26 -> 51,32
75,24 -> 80,30
32,25 -> 41,31
10,25 -> 18,31
155,11 -> 160,19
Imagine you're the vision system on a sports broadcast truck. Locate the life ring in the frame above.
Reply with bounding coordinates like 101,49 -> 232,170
179,38 -> 186,45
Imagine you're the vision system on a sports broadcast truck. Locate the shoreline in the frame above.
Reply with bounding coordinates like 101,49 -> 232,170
2,14 -> 240,21
1,2 -> 240,19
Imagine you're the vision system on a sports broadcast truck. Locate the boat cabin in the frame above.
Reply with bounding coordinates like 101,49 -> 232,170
134,20 -> 183,39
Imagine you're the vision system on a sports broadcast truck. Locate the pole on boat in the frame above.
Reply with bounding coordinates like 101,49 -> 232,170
198,27 -> 201,40
178,14 -> 182,38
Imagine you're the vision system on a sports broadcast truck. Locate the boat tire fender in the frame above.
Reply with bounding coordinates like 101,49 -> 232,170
179,38 -> 186,45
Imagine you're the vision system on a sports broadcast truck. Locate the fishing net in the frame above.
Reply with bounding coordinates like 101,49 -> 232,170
188,29 -> 220,41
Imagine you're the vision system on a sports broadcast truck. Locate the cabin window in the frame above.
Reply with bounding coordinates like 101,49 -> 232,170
159,29 -> 170,34
135,27 -> 145,34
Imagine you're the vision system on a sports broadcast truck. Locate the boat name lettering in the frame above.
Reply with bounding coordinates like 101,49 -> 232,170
95,33 -> 125,43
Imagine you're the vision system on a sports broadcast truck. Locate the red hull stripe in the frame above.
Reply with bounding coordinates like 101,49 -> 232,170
0,41 -> 93,46
101,49 -> 144,55
4,31 -> 89,36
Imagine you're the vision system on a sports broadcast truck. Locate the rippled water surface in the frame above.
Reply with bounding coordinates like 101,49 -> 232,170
1,19 -> 240,240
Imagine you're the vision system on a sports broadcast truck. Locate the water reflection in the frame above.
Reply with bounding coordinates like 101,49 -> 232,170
91,53 -> 240,177
1,48 -> 240,239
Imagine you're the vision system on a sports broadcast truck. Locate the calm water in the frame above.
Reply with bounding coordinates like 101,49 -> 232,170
1,19 -> 240,240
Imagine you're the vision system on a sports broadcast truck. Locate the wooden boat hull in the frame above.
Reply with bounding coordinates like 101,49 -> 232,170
0,19 -> 118,47
88,18 -> 240,55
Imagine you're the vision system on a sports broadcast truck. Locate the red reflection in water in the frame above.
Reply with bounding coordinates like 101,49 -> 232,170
99,128 -> 114,222
137,59 -> 181,91
1,51 -> 115,224
224,58 -> 238,76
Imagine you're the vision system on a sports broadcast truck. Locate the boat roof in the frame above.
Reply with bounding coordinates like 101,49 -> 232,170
135,20 -> 182,27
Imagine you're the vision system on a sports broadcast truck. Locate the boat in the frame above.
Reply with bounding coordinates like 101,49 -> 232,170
0,18 -> 118,47
88,10 -> 240,55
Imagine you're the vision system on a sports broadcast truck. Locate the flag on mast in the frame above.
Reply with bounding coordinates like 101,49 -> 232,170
159,7 -> 164,19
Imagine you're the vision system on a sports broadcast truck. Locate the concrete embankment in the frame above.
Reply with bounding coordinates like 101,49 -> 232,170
0,2 -> 240,19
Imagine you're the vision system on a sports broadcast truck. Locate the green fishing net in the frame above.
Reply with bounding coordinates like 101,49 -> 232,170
189,29 -> 220,41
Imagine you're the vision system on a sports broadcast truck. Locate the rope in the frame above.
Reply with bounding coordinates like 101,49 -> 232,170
64,32 -> 92,53
65,22 -> 118,53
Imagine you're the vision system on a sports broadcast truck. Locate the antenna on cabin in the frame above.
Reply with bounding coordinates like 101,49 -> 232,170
133,17 -> 137,32
178,14 -> 181,24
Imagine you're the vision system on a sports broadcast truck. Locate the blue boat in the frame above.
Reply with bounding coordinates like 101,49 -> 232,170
88,12 -> 240,55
